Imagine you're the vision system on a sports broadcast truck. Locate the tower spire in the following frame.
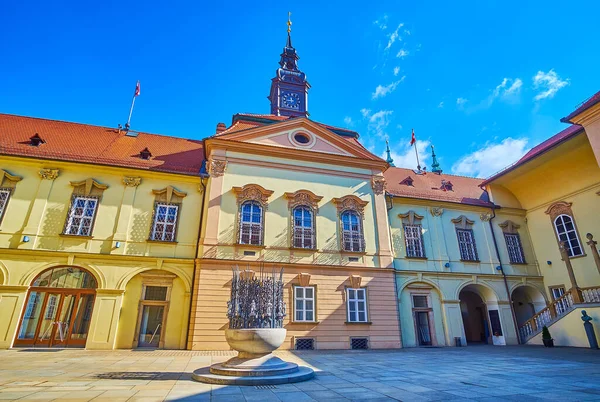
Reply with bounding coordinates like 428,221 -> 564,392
286,11 -> 292,47
431,145 -> 442,174
385,140 -> 395,167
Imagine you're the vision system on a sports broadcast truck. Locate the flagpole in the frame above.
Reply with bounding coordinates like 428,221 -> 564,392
126,95 -> 136,129
412,128 -> 421,171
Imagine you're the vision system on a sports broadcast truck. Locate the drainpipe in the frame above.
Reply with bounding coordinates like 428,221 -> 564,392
386,193 -> 404,347
488,205 -> 521,344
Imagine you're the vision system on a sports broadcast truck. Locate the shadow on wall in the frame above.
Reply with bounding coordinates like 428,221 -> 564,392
126,212 -> 151,255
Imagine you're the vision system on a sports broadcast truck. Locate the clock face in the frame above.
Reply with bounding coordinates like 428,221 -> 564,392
281,92 -> 301,109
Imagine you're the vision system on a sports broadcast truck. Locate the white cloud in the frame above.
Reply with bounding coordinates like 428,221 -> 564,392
374,15 -> 388,30
533,69 -> 569,100
372,77 -> 405,99
360,108 -> 371,118
393,66 -> 400,76
505,78 -> 522,96
343,116 -> 353,126
456,97 -> 468,108
492,77 -> 523,100
384,139 -> 431,169
396,49 -> 409,58
362,109 -> 394,139
385,23 -> 404,50
451,138 -> 529,178
438,101 -> 444,108
404,29 -> 411,36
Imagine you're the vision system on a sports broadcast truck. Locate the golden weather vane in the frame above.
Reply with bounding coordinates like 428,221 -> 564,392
287,11 -> 292,33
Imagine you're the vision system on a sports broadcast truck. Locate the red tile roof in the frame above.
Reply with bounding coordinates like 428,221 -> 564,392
562,90 -> 600,123
384,167 -> 493,207
481,124 -> 583,185
0,113 -> 205,175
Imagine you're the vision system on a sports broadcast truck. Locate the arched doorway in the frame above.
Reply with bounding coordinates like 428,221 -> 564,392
459,284 -> 501,345
14,266 -> 97,348
511,286 -> 547,327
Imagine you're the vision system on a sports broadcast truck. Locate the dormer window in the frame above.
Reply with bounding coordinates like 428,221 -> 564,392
400,176 -> 414,186
29,133 -> 45,147
440,180 -> 453,191
139,147 -> 152,160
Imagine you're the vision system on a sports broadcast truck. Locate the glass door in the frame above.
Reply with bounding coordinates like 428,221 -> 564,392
69,293 -> 95,347
138,305 -> 165,348
36,293 -> 61,347
416,311 -> 432,346
52,294 -> 76,347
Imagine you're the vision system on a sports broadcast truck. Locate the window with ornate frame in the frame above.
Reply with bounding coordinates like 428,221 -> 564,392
399,211 -> 426,258
284,190 -> 323,250
233,184 -> 274,246
498,220 -> 526,264
451,215 -> 478,261
346,288 -> 368,323
333,195 -> 368,253
545,202 -> 584,258
0,170 -> 22,225
293,286 -> 316,322
149,186 -> 187,242
63,179 -> 108,237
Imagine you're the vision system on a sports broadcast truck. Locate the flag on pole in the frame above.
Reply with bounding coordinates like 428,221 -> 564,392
410,129 -> 416,146
134,81 -> 141,97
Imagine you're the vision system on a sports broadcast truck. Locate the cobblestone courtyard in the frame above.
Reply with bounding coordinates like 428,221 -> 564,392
0,346 -> 599,402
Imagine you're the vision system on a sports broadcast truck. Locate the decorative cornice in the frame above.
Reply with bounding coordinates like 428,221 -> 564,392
298,272 -> 311,287
332,195 -> 369,217
498,220 -> 521,234
284,189 -> 323,210
545,201 -> 573,220
0,169 -> 22,187
232,184 -> 274,206
208,159 -> 227,177
349,274 -> 362,289
70,178 -> 109,196
429,207 -> 444,217
371,176 -> 386,195
39,168 -> 59,180
398,211 -> 424,225
480,212 -> 493,222
122,176 -> 142,187
152,186 -> 187,203
451,215 -> 475,229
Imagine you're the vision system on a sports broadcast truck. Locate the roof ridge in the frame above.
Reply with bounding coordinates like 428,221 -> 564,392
386,166 -> 483,181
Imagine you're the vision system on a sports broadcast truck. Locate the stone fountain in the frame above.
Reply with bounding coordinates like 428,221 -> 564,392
192,267 -> 314,385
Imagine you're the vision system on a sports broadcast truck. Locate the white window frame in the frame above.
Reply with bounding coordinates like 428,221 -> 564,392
64,196 -> 98,236
504,233 -> 525,264
0,188 -> 12,224
292,206 -> 315,249
553,214 -> 584,257
150,203 -> 179,242
239,201 -> 263,245
456,228 -> 478,261
346,288 -> 368,323
341,211 -> 365,252
404,224 -> 425,258
293,286 -> 315,322
550,286 -> 565,301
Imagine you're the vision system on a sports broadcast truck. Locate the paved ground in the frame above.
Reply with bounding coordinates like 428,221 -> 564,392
0,346 -> 599,401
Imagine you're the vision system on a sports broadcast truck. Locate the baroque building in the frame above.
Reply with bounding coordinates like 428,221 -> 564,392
0,25 -> 598,350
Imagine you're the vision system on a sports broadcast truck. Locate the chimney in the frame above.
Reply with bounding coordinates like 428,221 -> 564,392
216,122 -> 227,134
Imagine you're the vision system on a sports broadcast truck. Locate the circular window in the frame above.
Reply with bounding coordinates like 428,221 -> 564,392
293,133 -> 310,144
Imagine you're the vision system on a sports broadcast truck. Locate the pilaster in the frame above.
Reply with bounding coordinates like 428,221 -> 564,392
22,169 -> 60,244
86,289 -> 124,350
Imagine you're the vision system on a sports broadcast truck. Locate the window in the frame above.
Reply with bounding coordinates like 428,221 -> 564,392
144,285 -> 168,301
554,214 -> 583,257
0,170 -> 22,224
24,293 -> 40,319
294,286 -> 315,322
239,201 -> 263,245
412,295 -> 428,308
346,288 -> 368,323
65,196 -> 99,236
292,206 -> 314,249
341,211 -> 364,252
150,203 -> 179,242
0,188 -> 11,224
550,286 -> 565,300
504,233 -> 525,264
45,295 -> 58,319
404,224 -> 425,258
456,229 -> 478,261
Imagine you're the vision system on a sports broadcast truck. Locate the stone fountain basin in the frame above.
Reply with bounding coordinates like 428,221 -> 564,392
225,328 -> 286,355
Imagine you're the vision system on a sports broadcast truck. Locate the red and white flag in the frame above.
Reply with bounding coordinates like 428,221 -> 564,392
410,129 -> 416,146
134,81 -> 141,97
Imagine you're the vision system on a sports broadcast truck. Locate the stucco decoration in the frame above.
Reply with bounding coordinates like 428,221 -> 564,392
298,272 -> 311,287
332,195 -> 369,218
284,190 -> 323,211
479,213 -> 493,222
70,178 -> 109,197
233,184 -> 274,207
429,207 -> 444,217
544,201 -> 573,221
371,176 -> 386,195
498,220 -> 521,234
152,186 -> 187,203
39,168 -> 59,180
349,274 -> 362,288
0,169 -> 22,188
209,159 -> 227,177
451,215 -> 475,230
122,176 -> 142,187
398,211 -> 424,225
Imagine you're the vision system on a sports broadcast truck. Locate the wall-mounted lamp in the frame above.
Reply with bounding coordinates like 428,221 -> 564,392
444,262 -> 450,268
115,241 -> 121,248
495,266 -> 502,271
547,261 -> 552,266
23,235 -> 30,243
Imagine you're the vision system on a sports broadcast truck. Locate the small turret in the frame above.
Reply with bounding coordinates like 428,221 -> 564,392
431,145 -> 442,174
385,140 -> 395,167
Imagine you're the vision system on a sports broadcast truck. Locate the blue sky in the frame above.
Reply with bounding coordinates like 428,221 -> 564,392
2,1 -> 599,178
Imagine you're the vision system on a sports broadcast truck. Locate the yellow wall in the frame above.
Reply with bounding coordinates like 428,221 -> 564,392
527,307 -> 600,348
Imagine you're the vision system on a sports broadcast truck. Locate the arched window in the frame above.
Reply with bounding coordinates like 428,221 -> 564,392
239,201 -> 263,245
292,206 -> 314,249
554,214 -> 583,257
341,211 -> 364,252
32,266 -> 97,289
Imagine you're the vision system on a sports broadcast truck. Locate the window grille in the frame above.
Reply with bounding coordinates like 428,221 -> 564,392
64,196 -> 98,236
45,295 -> 58,319
456,229 -> 478,261
504,233 -> 525,264
144,286 -> 168,301
295,338 -> 315,350
350,337 -> 369,350
404,224 -> 425,258
294,286 -> 315,322
150,203 -> 179,242
553,214 -> 583,257
341,211 -> 365,252
0,188 -> 11,223
412,295 -> 428,308
239,201 -> 263,245
347,288 -> 368,323
292,206 -> 314,249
